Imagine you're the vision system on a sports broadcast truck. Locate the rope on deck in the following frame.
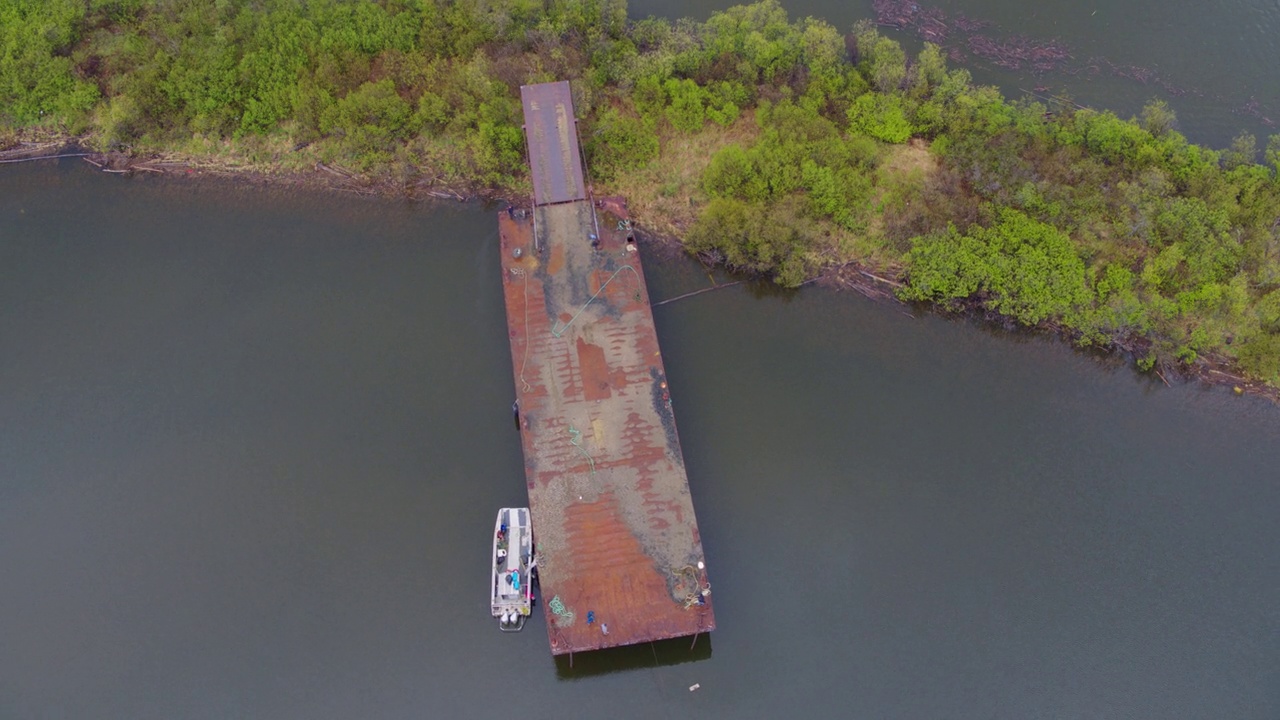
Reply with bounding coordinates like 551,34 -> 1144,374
548,594 -> 576,625
670,565 -> 712,609
567,424 -> 596,477
550,265 -> 639,338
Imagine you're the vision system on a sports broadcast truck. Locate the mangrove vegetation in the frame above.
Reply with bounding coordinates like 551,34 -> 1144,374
5,0 -> 1280,388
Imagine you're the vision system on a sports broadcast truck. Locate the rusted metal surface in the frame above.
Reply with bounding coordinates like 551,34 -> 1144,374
520,81 -> 587,206
498,84 -> 713,654
498,203 -> 714,655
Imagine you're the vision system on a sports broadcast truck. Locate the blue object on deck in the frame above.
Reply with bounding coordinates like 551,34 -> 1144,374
586,611 -> 595,624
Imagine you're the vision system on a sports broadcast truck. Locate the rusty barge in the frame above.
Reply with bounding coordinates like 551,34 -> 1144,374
497,81 -> 715,655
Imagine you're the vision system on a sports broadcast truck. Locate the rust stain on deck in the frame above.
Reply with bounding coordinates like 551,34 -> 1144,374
498,82 -> 715,655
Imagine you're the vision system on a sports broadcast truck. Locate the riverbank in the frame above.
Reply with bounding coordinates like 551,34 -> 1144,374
4,1 -> 1280,395
10,131 -> 1276,404
0,131 -> 476,200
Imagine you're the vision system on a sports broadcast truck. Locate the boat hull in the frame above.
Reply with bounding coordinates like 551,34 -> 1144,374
491,508 -> 534,631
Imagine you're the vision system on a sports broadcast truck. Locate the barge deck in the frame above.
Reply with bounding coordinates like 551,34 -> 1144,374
498,81 -> 714,655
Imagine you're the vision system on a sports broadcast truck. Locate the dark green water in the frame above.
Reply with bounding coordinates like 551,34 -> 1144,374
632,0 -> 1280,150
2,162 -> 1278,718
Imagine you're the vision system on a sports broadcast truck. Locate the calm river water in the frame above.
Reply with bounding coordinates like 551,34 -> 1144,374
2,161 -> 1278,718
633,0 -> 1280,150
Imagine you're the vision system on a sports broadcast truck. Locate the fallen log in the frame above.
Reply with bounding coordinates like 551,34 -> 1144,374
0,152 -> 93,165
859,270 -> 904,288
652,281 -> 742,307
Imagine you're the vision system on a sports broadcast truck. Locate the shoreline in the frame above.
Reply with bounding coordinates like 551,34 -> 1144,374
5,2 -> 1280,403
0,136 -> 497,202
3,135 -> 1276,404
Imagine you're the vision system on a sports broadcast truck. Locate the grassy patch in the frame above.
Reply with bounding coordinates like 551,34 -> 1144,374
606,113 -> 761,238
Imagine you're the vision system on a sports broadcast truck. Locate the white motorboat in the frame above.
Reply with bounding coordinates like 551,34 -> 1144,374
491,507 -> 534,631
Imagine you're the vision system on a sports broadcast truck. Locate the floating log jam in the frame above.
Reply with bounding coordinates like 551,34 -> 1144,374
867,0 -> 1280,124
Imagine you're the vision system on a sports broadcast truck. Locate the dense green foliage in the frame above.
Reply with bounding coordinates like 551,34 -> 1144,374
4,0 -> 1280,384
1,0 -> 99,125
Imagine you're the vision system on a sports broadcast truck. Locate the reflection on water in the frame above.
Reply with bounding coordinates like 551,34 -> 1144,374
1,162 -> 1278,719
554,634 -> 713,680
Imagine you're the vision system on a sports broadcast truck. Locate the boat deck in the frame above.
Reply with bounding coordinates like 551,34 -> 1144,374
497,82 -> 714,656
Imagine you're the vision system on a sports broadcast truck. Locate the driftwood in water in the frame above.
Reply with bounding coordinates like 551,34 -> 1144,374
652,281 -> 742,307
1019,88 -> 1087,111
316,162 -> 356,179
0,152 -> 92,164
860,270 -> 903,288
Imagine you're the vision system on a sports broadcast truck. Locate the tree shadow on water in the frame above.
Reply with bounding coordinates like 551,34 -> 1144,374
553,634 -> 713,680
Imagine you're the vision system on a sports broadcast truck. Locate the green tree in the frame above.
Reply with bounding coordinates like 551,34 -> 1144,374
850,22 -> 906,93
685,196 -> 812,286
319,79 -> 413,164
903,209 -> 1093,326
1266,134 -> 1280,176
909,43 -> 948,99
663,78 -> 706,132
1222,132 -> 1257,170
0,0 -> 99,125
846,92 -> 913,143
703,143 -> 769,200
1139,99 -> 1177,138
586,107 -> 658,181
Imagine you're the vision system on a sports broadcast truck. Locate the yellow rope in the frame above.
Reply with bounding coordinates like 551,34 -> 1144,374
670,565 -> 711,609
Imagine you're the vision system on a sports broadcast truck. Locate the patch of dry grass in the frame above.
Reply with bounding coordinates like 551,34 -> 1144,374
879,138 -> 937,177
605,125 -> 940,277
854,138 -> 941,265
603,114 -> 761,238
825,138 -> 940,272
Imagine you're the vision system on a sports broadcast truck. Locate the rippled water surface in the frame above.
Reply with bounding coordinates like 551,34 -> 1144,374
2,162 -> 1278,718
